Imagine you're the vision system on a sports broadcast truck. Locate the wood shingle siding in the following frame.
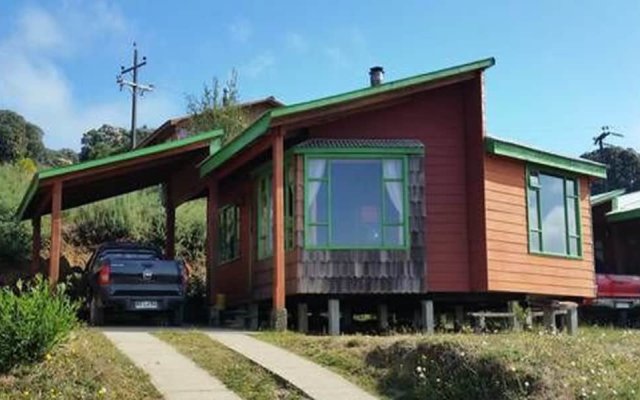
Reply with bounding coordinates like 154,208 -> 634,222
484,154 -> 596,298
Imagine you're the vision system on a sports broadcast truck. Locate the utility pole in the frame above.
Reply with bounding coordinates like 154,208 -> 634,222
117,42 -> 153,148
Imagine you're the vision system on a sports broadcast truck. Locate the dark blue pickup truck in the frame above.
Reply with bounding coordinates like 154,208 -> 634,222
86,243 -> 187,326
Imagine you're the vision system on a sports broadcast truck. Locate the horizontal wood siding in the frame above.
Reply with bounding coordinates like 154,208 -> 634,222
309,83 -> 473,292
484,154 -> 596,298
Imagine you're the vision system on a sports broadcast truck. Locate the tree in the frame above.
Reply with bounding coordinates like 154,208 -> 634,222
43,148 -> 79,167
79,124 -> 129,161
186,70 -> 250,144
581,146 -> 640,195
0,110 -> 28,163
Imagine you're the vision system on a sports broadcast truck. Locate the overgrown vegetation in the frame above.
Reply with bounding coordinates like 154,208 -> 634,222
0,329 -> 162,400
0,276 -> 78,373
259,327 -> 640,400
0,163 -> 32,265
156,331 -> 308,400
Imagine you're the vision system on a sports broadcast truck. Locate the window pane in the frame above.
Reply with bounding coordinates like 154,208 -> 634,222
330,159 -> 383,246
307,181 -> 327,223
567,198 -> 578,236
565,179 -> 576,196
530,231 -> 541,252
308,159 -> 327,178
383,159 -> 402,179
529,173 -> 540,188
384,226 -> 404,246
527,189 -> 539,230
308,225 -> 328,246
384,181 -> 404,223
540,174 -> 567,254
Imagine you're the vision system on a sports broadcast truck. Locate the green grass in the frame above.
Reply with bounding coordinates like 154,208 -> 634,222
155,330 -> 308,400
0,328 -> 161,400
258,327 -> 640,400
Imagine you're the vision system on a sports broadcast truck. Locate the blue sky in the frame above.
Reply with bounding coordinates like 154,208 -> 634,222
1,1 -> 639,155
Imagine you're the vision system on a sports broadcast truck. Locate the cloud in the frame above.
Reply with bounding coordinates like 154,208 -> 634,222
228,17 -> 252,43
0,3 -> 179,150
241,52 -> 275,78
285,32 -> 308,53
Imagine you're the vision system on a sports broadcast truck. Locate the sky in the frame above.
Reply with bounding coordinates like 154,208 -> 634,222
0,1 -> 639,155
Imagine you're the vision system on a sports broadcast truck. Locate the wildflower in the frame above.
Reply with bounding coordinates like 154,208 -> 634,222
524,381 -> 530,388
45,353 -> 52,361
98,387 -> 107,396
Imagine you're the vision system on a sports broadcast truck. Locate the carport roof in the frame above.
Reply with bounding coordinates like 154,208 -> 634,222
16,129 -> 223,220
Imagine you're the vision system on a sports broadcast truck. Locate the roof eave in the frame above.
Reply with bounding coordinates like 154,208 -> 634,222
485,136 -> 607,179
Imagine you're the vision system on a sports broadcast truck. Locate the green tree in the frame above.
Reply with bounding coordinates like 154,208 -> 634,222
581,146 -> 640,194
79,124 -> 129,161
186,70 -> 250,144
43,148 -> 79,167
0,110 -> 28,163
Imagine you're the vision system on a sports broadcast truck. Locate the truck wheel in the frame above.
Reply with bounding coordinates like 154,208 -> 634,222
170,305 -> 184,326
90,296 -> 104,326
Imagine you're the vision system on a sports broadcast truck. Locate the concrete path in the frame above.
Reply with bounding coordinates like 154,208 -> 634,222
102,328 -> 241,400
207,330 -> 378,400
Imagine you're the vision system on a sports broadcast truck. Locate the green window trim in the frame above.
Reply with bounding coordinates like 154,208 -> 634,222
218,204 -> 240,265
255,158 -> 296,260
304,153 -> 411,251
526,165 -> 583,259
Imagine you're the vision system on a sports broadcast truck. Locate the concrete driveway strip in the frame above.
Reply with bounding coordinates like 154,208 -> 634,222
207,330 -> 378,400
102,328 -> 241,400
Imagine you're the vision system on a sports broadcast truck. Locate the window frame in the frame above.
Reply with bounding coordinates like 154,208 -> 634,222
525,165 -> 582,259
218,204 -> 241,265
303,154 -> 410,250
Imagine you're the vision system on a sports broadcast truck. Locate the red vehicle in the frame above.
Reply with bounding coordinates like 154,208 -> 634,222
586,274 -> 640,310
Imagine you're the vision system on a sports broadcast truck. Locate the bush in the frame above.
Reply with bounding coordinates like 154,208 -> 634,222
0,163 -> 33,264
0,275 -> 78,372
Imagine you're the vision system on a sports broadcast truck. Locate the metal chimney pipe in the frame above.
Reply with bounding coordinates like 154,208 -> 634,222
369,66 -> 384,86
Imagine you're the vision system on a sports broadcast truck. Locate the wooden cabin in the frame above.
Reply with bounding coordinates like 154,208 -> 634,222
17,57 -> 607,333
195,58 -> 606,332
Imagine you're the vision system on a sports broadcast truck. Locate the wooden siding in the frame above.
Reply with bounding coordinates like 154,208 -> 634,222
484,154 -> 596,298
309,82 -> 475,292
297,155 -> 426,294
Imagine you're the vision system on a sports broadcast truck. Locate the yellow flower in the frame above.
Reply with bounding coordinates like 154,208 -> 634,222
45,353 -> 52,361
98,387 -> 107,395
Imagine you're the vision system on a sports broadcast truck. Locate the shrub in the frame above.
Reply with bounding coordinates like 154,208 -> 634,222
0,163 -> 32,264
0,275 -> 78,372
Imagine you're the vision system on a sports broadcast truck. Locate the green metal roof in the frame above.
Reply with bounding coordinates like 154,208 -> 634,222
200,57 -> 495,176
485,136 -> 607,179
591,188 -> 626,206
16,129 -> 223,220
606,190 -> 640,223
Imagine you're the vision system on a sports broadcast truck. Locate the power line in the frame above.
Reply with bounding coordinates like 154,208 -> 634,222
117,42 -> 154,148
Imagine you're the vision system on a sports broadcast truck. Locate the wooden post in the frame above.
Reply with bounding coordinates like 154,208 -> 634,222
508,301 -> 521,332
249,303 -> 259,331
206,177 -> 219,308
328,298 -> 340,336
297,303 -> 308,333
543,304 -> 556,333
567,307 -> 578,335
31,216 -> 41,274
454,305 -> 464,331
378,304 -> 389,331
49,181 -> 62,285
421,300 -> 434,334
271,128 -> 287,330
164,182 -> 176,260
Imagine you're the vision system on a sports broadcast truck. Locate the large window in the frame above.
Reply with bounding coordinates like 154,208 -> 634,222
305,156 -> 408,249
218,205 -> 240,264
527,168 -> 581,257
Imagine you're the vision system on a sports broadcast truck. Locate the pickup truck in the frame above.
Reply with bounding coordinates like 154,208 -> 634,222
86,242 -> 187,326
585,273 -> 640,310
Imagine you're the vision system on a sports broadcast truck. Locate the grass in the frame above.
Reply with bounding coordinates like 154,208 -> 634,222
258,327 -> 640,400
155,330 -> 308,400
0,328 -> 161,400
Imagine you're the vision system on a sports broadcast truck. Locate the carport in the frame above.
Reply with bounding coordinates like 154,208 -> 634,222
16,129 -> 223,285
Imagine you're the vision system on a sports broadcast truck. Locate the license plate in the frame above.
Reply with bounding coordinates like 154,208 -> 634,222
134,301 -> 158,310
615,302 -> 631,309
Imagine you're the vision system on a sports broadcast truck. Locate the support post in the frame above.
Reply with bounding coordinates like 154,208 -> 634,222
248,303 -> 259,331
543,304 -> 556,333
378,304 -> 389,331
31,216 -> 41,274
49,181 -> 62,285
508,301 -> 522,332
566,306 -> 578,335
164,182 -> 175,260
421,300 -> 434,334
271,128 -> 287,330
454,305 -> 464,331
297,303 -> 308,333
328,298 -> 340,336
205,177 -> 219,310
